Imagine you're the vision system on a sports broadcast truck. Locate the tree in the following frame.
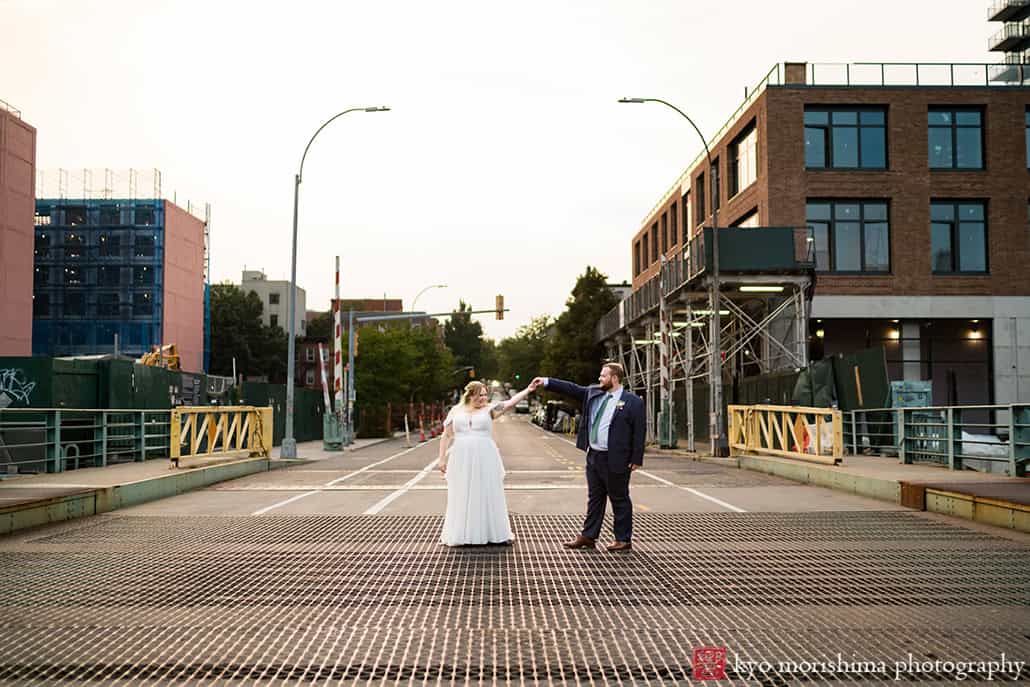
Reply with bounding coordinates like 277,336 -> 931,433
306,311 -> 332,341
542,266 -> 619,384
444,300 -> 485,375
479,338 -> 499,381
353,325 -> 455,406
498,315 -> 553,386
209,283 -> 290,382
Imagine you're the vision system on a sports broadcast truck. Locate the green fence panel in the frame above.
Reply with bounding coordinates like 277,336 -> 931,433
0,357 -> 54,408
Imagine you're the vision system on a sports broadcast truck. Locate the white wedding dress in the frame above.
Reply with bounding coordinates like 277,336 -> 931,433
440,403 -> 515,546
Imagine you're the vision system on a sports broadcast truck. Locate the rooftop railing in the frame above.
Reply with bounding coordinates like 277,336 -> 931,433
0,98 -> 21,118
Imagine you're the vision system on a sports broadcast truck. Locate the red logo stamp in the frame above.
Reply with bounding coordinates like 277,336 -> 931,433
693,646 -> 728,680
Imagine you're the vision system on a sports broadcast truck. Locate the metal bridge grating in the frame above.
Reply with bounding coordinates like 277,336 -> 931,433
0,512 -> 1027,685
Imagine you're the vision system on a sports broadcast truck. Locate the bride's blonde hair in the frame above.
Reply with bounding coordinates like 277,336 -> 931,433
461,380 -> 488,407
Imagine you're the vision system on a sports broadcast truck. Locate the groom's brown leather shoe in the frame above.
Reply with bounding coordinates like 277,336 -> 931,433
562,535 -> 596,549
606,541 -> 633,552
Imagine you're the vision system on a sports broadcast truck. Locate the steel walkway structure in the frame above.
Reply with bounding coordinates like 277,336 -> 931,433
596,227 -> 815,450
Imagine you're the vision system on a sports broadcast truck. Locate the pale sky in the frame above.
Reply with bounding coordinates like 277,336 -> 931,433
1,0 -> 991,340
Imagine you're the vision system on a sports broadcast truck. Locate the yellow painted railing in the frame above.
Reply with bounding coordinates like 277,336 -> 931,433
169,406 -> 272,467
728,404 -> 843,465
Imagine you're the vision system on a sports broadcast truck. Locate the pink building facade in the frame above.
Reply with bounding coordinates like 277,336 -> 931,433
0,104 -> 35,356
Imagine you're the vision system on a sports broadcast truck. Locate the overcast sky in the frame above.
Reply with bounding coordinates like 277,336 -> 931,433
2,0 -> 991,340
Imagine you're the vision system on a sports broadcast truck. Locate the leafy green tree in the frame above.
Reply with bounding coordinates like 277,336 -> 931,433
498,315 -> 553,386
444,300 -> 485,375
306,311 -> 332,341
209,283 -> 291,382
478,338 -> 499,381
542,266 -> 618,384
354,325 -> 455,406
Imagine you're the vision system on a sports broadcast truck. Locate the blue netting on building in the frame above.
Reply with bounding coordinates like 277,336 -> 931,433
33,199 -> 165,359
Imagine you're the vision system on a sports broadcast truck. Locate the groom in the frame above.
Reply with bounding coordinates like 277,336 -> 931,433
532,362 -> 645,551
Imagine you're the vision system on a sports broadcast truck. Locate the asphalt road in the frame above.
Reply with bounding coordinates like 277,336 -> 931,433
123,412 -> 910,520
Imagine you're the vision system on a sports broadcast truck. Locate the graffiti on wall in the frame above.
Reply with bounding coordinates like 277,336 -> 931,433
0,369 -> 37,408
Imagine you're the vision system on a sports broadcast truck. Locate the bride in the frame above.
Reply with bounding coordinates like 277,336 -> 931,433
437,379 -> 539,546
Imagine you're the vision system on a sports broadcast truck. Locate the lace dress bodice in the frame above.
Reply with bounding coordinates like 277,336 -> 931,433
447,404 -> 500,440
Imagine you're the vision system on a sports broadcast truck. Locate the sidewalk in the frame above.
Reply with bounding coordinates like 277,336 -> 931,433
648,446 -> 1030,533
0,434 -> 400,536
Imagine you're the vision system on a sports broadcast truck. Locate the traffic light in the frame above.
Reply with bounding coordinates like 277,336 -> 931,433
495,294 -> 504,320
469,367 -> 475,378
515,374 -> 520,380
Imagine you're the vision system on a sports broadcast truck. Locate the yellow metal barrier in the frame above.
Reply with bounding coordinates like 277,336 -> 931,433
728,404 -> 843,465
169,406 -> 273,467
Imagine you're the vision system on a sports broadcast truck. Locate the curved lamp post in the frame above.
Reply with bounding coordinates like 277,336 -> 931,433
618,97 -> 726,457
282,105 -> 390,459
411,283 -> 447,313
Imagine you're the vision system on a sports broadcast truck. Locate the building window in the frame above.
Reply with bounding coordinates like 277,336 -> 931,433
269,293 -> 280,305
34,210 -> 51,226
731,208 -> 759,228
805,107 -> 886,169
134,233 -> 155,257
33,266 -> 47,286
66,206 -> 87,226
806,201 -> 890,273
660,213 -> 668,253
305,369 -> 316,386
135,206 -> 155,225
99,266 -> 121,287
33,294 -> 49,318
729,122 -> 758,195
270,314 -> 279,328
696,173 -> 705,225
306,348 -> 315,362
670,200 -> 678,246
134,293 -> 153,317
34,232 -> 50,257
712,158 -> 721,211
64,266 -> 83,285
931,201 -> 987,273
928,108 -> 983,170
65,232 -> 84,259
64,292 -> 85,317
99,206 -> 120,225
98,293 -> 120,318
642,234 -> 649,268
650,223 -> 658,262
98,232 -> 121,257
682,193 -> 691,236
133,266 -> 154,286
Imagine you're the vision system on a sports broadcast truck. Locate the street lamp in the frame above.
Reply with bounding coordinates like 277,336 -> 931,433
618,97 -> 727,457
282,105 -> 390,459
411,284 -> 447,313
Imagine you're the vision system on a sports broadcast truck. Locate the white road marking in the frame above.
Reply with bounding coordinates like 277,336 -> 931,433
527,421 -> 747,513
251,440 -> 436,515
637,470 -> 748,513
362,458 -> 439,515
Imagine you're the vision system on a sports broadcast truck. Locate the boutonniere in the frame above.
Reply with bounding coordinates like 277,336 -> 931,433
616,401 -> 626,410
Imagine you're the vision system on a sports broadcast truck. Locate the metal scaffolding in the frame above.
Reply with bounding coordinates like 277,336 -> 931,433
598,227 -> 814,451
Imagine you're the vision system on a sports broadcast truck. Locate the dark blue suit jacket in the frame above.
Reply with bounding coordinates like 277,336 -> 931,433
545,378 -> 645,473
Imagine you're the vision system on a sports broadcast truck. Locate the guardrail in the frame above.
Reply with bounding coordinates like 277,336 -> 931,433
170,406 -> 272,467
845,404 -> 1029,476
728,404 -> 843,465
0,409 -> 171,474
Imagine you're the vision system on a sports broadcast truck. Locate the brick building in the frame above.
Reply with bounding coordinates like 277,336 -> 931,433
623,60 -> 1030,408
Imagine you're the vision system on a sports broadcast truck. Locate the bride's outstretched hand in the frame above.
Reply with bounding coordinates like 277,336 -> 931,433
528,378 -> 542,392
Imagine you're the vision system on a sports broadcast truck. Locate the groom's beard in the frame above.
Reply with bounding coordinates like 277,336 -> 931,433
599,380 -> 613,391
